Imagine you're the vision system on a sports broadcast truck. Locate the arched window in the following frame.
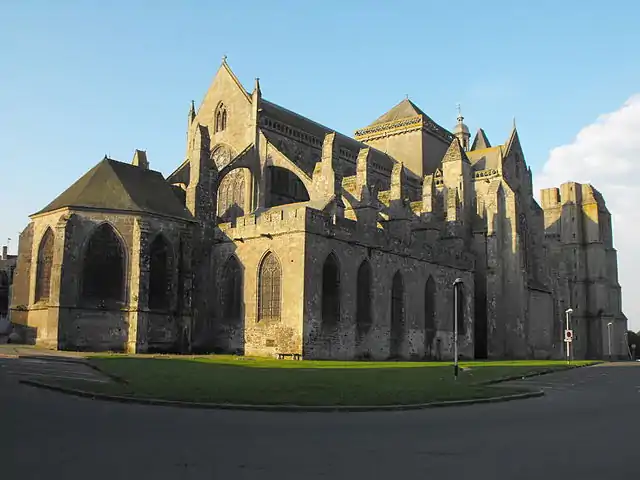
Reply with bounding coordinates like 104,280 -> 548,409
222,255 -> 242,321
148,235 -> 172,310
424,276 -> 436,356
35,228 -> 54,302
258,252 -> 281,322
356,260 -> 373,335
215,103 -> 227,133
321,253 -> 340,329
217,168 -> 246,223
390,271 -> 404,358
81,223 -> 125,304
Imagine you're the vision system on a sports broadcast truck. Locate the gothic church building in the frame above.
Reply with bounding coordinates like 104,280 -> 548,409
10,59 -> 627,360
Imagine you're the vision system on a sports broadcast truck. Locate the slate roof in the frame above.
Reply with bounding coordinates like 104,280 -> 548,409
367,98 -> 444,128
34,157 -> 194,220
471,128 -> 491,151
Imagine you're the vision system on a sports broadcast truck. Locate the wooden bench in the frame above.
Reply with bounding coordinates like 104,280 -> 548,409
276,353 -> 302,360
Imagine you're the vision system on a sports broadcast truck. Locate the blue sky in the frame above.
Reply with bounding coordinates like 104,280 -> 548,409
1,1 -> 639,324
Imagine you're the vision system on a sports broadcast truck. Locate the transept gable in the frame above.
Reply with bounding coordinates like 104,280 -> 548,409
193,58 -> 253,140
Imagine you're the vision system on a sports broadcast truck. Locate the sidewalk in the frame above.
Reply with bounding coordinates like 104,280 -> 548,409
0,344 -> 88,361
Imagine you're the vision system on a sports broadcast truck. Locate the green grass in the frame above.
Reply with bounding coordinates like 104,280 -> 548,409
50,355 -> 598,406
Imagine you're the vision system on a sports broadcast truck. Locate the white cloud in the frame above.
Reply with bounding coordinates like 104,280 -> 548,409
535,94 -> 640,332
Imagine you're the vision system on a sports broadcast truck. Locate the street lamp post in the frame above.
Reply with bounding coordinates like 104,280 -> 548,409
453,278 -> 463,380
565,308 -> 573,364
607,321 -> 613,360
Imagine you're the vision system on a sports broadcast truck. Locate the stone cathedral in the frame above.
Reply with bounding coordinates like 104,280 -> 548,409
9,59 -> 627,360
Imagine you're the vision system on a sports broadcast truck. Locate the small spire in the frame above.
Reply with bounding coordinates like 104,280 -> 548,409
254,77 -> 261,94
222,54 -> 228,64
512,116 -> 517,129
405,93 -> 409,100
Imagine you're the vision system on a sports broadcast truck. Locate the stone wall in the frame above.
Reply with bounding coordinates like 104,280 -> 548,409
11,208 -> 193,352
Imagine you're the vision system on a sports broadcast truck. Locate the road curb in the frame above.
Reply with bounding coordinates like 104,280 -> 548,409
480,362 -> 602,385
19,379 -> 545,412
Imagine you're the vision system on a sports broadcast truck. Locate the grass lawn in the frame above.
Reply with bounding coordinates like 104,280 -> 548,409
41,355 -> 599,407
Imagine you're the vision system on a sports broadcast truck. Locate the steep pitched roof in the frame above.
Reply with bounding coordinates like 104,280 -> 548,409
34,157 -> 194,220
471,128 -> 491,151
442,138 -> 471,164
369,98 -> 429,126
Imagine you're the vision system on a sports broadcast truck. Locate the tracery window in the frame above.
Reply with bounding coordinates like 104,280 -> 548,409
81,223 -> 125,303
321,253 -> 341,329
35,228 -> 54,302
356,260 -> 373,335
217,168 -> 245,223
215,103 -> 227,133
148,235 -> 171,310
390,271 -> 404,357
222,255 -> 242,321
258,252 -> 281,322
424,276 -> 436,354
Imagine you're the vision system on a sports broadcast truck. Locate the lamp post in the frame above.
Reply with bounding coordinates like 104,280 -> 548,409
607,322 -> 613,360
565,308 -> 573,364
453,278 -> 463,380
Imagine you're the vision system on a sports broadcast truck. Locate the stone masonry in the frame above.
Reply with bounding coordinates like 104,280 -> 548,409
9,58 -> 627,360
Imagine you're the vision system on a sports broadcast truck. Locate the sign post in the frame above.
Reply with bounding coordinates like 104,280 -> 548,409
564,308 -> 573,364
453,278 -> 463,380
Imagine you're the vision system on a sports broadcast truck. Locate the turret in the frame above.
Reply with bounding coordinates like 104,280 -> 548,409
453,104 -> 470,152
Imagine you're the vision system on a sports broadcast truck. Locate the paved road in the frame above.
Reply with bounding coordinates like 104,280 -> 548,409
1,360 -> 638,480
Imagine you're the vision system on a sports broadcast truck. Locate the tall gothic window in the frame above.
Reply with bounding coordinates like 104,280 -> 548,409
424,276 -> 436,355
148,235 -> 171,310
258,252 -> 281,322
321,253 -> 341,329
390,271 -> 404,358
215,103 -> 227,133
217,168 -> 246,223
222,255 -> 242,321
81,223 -> 125,304
35,228 -> 54,302
356,260 -> 373,335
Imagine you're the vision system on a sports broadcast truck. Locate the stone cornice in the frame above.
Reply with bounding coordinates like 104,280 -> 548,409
355,116 -> 454,144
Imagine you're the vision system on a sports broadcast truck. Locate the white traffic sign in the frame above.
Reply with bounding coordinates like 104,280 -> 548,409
564,329 -> 573,343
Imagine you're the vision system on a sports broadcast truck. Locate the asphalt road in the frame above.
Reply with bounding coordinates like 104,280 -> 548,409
1,360 -> 638,480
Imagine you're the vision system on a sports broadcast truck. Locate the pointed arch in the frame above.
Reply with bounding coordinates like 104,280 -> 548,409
258,251 -> 281,322
321,252 -> 341,329
215,102 -> 227,133
217,168 -> 247,223
81,223 -> 125,303
267,166 -> 310,207
356,260 -> 372,334
424,276 -> 437,357
148,234 -> 172,310
221,255 -> 242,321
389,271 -> 405,358
35,228 -> 55,302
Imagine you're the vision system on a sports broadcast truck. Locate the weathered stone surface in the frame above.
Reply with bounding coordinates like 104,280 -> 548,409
8,59 -> 626,360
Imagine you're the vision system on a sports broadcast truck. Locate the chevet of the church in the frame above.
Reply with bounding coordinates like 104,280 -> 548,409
9,58 -> 626,361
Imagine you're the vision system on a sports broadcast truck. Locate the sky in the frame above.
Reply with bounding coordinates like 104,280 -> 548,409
1,1 -> 639,329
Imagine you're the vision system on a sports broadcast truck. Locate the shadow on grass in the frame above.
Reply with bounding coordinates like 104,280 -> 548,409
44,356 -> 596,406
